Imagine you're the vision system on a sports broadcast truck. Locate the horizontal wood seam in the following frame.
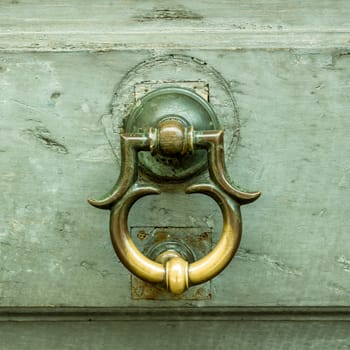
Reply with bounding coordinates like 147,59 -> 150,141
1,32 -> 350,51
0,307 -> 350,322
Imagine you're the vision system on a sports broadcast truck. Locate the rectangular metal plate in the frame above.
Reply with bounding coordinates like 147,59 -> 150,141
134,80 -> 209,101
131,226 -> 212,300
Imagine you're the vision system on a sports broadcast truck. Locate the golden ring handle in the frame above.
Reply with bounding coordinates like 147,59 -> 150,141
109,182 -> 242,294
89,118 -> 260,294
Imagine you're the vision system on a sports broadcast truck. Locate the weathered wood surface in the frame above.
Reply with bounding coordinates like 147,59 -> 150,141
0,3 -> 350,349
1,320 -> 350,350
1,0 -> 350,50
1,48 -> 349,307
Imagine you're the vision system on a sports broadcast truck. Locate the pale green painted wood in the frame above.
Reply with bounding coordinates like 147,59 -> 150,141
1,0 -> 350,50
0,320 -> 349,350
1,49 -> 349,307
1,1 -> 350,348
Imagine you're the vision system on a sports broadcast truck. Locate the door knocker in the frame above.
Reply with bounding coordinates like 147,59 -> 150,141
89,87 -> 260,295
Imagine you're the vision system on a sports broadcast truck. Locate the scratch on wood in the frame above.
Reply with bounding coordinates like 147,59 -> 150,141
25,126 -> 68,154
80,260 -> 113,278
236,248 -> 302,276
11,99 -> 59,117
327,282 -> 350,295
312,208 -> 327,217
336,256 -> 350,272
50,91 -> 61,105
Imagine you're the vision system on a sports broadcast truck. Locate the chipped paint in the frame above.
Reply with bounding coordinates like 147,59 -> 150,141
135,7 -> 203,22
24,126 -> 68,154
336,256 -> 350,272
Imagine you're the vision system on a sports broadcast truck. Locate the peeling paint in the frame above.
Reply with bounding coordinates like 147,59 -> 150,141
135,7 -> 203,22
50,91 -> 61,101
336,256 -> 350,272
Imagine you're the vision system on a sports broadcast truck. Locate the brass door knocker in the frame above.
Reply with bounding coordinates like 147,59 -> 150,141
89,87 -> 260,294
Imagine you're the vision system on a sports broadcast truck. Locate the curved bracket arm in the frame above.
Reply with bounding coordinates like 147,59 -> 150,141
89,121 -> 260,294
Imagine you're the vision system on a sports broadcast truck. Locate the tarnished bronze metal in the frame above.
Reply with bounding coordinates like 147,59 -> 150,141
165,257 -> 189,295
131,226 -> 212,300
89,87 -> 260,295
124,86 -> 219,180
156,117 -> 193,156
156,250 -> 184,265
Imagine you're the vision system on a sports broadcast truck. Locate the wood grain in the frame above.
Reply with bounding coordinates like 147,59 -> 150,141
0,320 -> 349,350
1,49 -> 349,307
1,1 -> 350,50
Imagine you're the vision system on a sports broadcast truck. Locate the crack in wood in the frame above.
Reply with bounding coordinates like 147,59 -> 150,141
0,307 -> 350,322
25,126 -> 68,154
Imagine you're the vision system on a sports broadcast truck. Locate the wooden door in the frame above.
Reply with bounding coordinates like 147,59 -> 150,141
0,1 -> 349,348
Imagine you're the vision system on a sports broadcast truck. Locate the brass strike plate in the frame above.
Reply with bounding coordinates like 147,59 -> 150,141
131,226 -> 212,300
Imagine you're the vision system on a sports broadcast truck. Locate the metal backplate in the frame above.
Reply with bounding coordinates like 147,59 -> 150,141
131,226 -> 212,300
125,83 -> 220,181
